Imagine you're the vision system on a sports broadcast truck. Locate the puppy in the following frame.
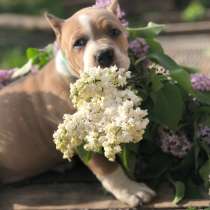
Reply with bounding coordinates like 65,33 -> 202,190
0,0 -> 155,206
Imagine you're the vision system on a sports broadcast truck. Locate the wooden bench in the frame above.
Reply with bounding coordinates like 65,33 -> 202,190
0,163 -> 209,210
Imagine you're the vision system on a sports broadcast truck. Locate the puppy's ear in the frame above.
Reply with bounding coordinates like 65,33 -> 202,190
107,0 -> 119,16
44,12 -> 64,38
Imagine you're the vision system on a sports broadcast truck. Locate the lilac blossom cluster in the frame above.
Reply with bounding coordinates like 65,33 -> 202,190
94,0 -> 128,26
129,38 -> 149,58
191,73 -> 210,92
196,124 -> 210,145
159,128 -> 192,158
148,63 -> 172,80
0,69 -> 14,89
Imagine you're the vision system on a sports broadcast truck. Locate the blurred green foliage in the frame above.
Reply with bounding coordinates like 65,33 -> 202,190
2,0 -> 210,68
182,0 -> 206,21
0,0 -> 64,16
182,0 -> 210,21
0,48 -> 27,69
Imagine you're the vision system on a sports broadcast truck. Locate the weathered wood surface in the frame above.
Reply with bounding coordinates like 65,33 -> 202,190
1,13 -> 210,34
0,14 -> 49,30
0,182 -> 209,210
158,33 -> 210,74
0,163 -> 209,210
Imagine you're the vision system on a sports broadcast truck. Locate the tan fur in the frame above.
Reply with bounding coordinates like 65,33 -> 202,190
0,1 -> 156,206
0,60 -> 75,183
59,7 -> 129,73
88,154 -> 119,177
0,2 -> 128,184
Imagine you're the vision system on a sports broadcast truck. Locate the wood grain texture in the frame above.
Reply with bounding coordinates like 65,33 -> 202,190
0,182 -> 209,210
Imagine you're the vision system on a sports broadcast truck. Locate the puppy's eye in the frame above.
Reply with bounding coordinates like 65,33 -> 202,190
73,37 -> 88,48
109,28 -> 122,38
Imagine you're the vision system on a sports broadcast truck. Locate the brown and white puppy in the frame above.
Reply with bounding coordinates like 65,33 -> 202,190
0,0 -> 155,206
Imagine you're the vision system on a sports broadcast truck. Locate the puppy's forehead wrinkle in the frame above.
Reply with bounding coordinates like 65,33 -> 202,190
96,14 -> 119,25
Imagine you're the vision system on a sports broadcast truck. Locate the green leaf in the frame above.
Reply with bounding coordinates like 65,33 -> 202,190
119,144 -> 138,177
146,38 -> 164,54
181,65 -> 198,74
26,46 -> 53,69
199,159 -> 210,187
127,22 -> 165,39
197,106 -> 210,114
150,73 -> 163,92
26,48 -> 39,60
193,91 -> 210,105
200,141 -> 210,159
172,181 -> 186,204
186,179 -> 203,199
172,149 -> 194,174
76,146 -> 92,164
194,141 -> 200,171
170,69 -> 193,94
139,152 -> 171,179
148,52 -> 180,71
151,83 -> 184,130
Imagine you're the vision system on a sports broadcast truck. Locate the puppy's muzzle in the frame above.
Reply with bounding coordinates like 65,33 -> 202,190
96,48 -> 114,68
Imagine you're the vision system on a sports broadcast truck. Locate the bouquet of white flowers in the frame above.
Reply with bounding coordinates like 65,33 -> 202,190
53,66 -> 149,161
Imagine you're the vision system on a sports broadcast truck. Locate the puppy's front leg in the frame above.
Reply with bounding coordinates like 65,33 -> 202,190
86,154 -> 156,207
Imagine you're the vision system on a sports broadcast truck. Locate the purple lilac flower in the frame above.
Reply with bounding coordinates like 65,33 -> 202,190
191,73 -> 210,92
0,69 -> 14,89
159,128 -> 192,159
196,124 -> 210,145
94,0 -> 128,27
209,176 -> 210,195
129,38 -> 149,58
0,69 -> 13,82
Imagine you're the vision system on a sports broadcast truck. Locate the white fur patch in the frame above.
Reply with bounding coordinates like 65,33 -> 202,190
96,167 -> 156,207
83,40 -> 99,71
83,40 -> 130,71
78,14 -> 130,72
55,50 -> 79,78
79,15 -> 93,38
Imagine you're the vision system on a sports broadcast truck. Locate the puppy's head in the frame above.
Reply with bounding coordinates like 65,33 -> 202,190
46,0 -> 129,76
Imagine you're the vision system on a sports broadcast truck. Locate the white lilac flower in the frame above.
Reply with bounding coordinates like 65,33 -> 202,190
53,66 -> 149,161
93,0 -> 128,27
191,73 -> 210,92
159,128 -> 192,158
149,63 -> 172,80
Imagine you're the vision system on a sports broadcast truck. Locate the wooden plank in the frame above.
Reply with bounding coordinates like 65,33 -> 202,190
63,0 -> 94,7
158,33 -> 210,74
144,9 -> 210,24
0,14 -> 49,31
147,183 -> 210,209
164,21 -> 210,34
0,183 -> 127,210
1,13 -> 210,35
0,182 -> 209,210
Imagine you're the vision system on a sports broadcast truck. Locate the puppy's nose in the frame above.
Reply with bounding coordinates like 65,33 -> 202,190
96,48 -> 114,68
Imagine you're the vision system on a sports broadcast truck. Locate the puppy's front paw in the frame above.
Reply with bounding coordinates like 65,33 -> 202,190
100,167 -> 156,207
